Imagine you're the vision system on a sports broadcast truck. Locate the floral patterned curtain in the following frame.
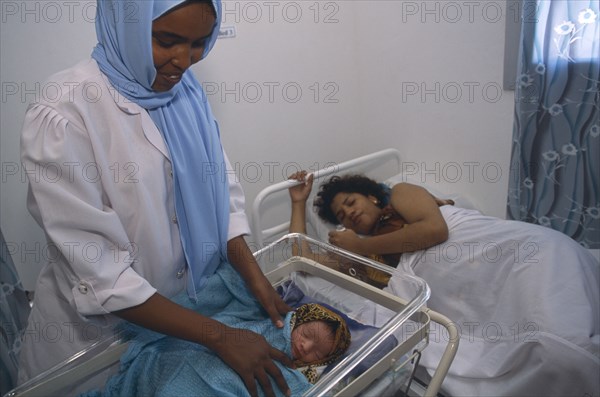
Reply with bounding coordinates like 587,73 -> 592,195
507,0 -> 599,248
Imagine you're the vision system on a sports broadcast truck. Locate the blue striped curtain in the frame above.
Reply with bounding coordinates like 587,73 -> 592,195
507,0 -> 599,248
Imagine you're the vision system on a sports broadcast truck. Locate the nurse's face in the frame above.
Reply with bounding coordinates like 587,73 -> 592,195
151,2 -> 216,92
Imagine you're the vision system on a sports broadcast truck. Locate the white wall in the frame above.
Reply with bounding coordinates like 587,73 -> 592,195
0,1 -> 515,290
198,1 -> 365,233
351,1 -> 515,216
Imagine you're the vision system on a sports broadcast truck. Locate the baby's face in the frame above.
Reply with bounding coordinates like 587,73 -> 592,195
291,320 -> 335,364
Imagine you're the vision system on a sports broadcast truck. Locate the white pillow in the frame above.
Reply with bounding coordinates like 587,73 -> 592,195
306,203 -> 335,242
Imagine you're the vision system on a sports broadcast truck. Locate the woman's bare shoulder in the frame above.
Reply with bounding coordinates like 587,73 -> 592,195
390,182 -> 431,197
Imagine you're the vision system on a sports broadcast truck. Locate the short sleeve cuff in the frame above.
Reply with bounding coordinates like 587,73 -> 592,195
72,267 -> 157,315
228,211 -> 251,241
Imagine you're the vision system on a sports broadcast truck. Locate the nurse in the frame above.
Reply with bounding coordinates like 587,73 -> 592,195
19,1 -> 292,396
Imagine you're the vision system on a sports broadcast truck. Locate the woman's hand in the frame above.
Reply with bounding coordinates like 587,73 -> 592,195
288,171 -> 314,203
328,229 -> 365,254
213,325 -> 293,397
432,195 -> 455,207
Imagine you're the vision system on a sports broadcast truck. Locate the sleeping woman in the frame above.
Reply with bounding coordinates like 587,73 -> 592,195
287,171 -> 599,397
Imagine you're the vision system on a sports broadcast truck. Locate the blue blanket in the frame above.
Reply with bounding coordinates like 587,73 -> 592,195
82,262 -> 311,397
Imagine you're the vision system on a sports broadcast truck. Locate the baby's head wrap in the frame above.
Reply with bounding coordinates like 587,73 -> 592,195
91,0 -> 229,299
291,303 -> 351,372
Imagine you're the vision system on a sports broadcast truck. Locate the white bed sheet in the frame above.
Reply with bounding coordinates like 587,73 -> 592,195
389,205 -> 599,397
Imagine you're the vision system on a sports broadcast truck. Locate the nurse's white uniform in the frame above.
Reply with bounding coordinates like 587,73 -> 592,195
18,58 -> 250,384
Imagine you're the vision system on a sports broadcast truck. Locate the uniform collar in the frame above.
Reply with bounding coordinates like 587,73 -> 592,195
101,72 -> 142,115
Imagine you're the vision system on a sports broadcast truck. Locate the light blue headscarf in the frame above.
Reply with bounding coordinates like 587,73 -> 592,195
91,0 -> 229,298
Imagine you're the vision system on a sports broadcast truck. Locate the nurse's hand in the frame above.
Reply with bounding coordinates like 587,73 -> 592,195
227,236 -> 293,328
214,326 -> 293,397
115,292 -> 293,397
249,274 -> 293,329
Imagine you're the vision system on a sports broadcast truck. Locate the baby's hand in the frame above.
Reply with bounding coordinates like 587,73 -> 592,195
288,171 -> 314,203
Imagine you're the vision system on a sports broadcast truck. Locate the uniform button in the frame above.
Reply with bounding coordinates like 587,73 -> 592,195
172,216 -> 178,224
169,169 -> 173,177
78,284 -> 88,294
176,268 -> 185,279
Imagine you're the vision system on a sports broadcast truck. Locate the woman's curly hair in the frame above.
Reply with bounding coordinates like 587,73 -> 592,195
314,174 -> 388,225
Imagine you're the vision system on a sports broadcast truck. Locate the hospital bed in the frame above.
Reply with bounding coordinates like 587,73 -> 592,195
250,148 -> 600,397
3,232 -> 459,396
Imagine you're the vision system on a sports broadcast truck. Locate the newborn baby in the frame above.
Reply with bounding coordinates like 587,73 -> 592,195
289,303 -> 351,383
